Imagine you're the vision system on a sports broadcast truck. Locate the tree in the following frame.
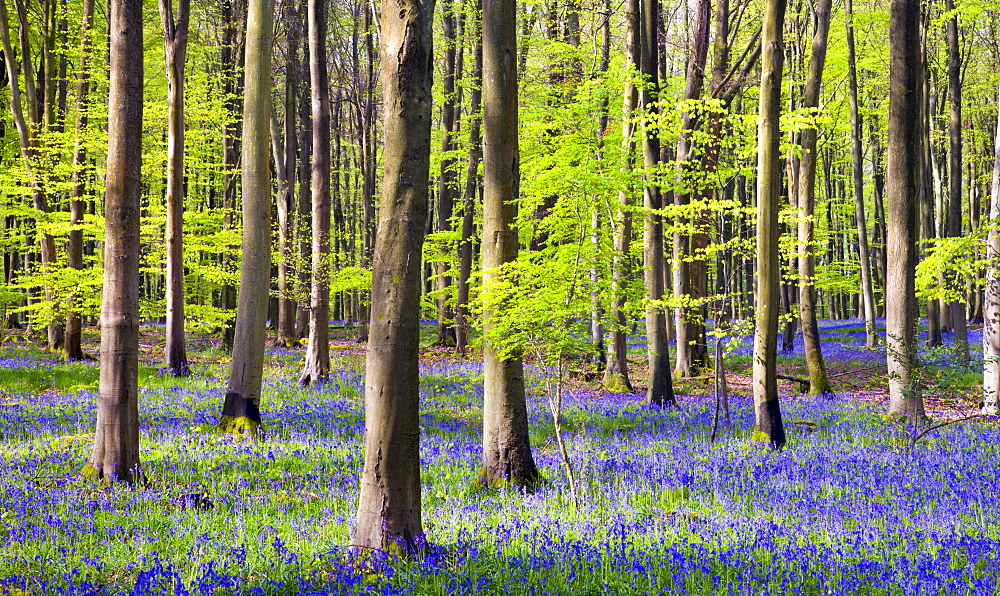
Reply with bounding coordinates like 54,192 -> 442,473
885,0 -> 923,420
159,0 -> 191,376
0,0 -> 60,350
479,0 -> 540,486
84,0 -> 143,483
219,0 -> 274,435
641,0 -> 674,407
299,0 -> 331,386
63,0 -> 96,361
434,0 -> 460,347
351,0 -> 434,552
601,0 -> 640,394
944,0 -> 968,361
983,83 -> 1000,416
671,0 -> 710,381
752,0 -> 787,448
455,0 -> 483,353
796,0 -> 832,396
845,0 -> 877,349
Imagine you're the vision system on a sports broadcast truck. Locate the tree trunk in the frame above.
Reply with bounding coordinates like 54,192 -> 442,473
85,0 -> 143,483
219,0 -> 245,349
456,1 -> 483,353
159,0 -> 190,376
845,0 -> 876,349
796,0 -> 831,395
479,0 -> 540,487
0,0 -> 60,349
588,0 -> 611,372
356,0 -> 377,344
602,0 -> 640,394
219,0 -> 274,435
63,0 -> 95,361
300,0 -> 331,386
672,0 -> 710,379
642,0 -> 674,407
982,84 -> 1000,416
434,0 -> 459,347
886,0 -> 923,420
351,0 -> 433,552
296,44 -> 313,339
752,0 -> 787,448
274,4 -> 300,347
944,0 -> 968,361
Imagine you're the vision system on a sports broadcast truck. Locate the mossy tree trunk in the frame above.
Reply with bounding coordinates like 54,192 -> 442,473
796,0 -> 831,396
219,0 -> 274,435
752,0 -> 787,448
602,0 -> 639,394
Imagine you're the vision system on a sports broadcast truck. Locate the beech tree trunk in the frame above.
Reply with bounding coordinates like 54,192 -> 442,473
63,0 -> 95,361
886,0 -> 923,419
641,0 -> 674,407
85,0 -> 143,483
456,2 -> 483,353
752,0 -> 787,448
219,0 -> 274,434
300,0 -> 331,386
479,0 -> 540,486
0,0 -> 60,349
159,0 -> 190,376
219,0 -> 245,349
351,0 -> 433,552
672,0 -> 710,380
845,0 -> 877,349
982,83 -> 1000,416
944,0 -> 968,361
434,0 -> 459,347
796,0 -> 831,396
296,45 -> 313,339
275,4 -> 300,347
602,0 -> 639,394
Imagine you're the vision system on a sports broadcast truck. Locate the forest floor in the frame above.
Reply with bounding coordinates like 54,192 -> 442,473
0,318 -> 995,594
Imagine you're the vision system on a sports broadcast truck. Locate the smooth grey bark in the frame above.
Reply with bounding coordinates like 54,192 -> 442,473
63,0 -> 96,361
983,83 -> 1000,416
159,0 -> 190,376
944,0 -> 968,361
0,0 -> 60,349
588,0 -> 611,372
434,0 -> 459,347
351,0 -> 433,552
219,0 -> 274,434
641,0 -> 674,407
845,0 -> 876,349
299,0 -> 331,386
602,0 -> 639,394
296,43 -> 312,339
885,0 -> 923,419
86,0 -> 143,483
275,4 -> 300,347
479,0 -> 540,486
456,1 -> 482,354
752,0 -> 787,448
672,0 -> 710,380
795,0 -> 831,396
